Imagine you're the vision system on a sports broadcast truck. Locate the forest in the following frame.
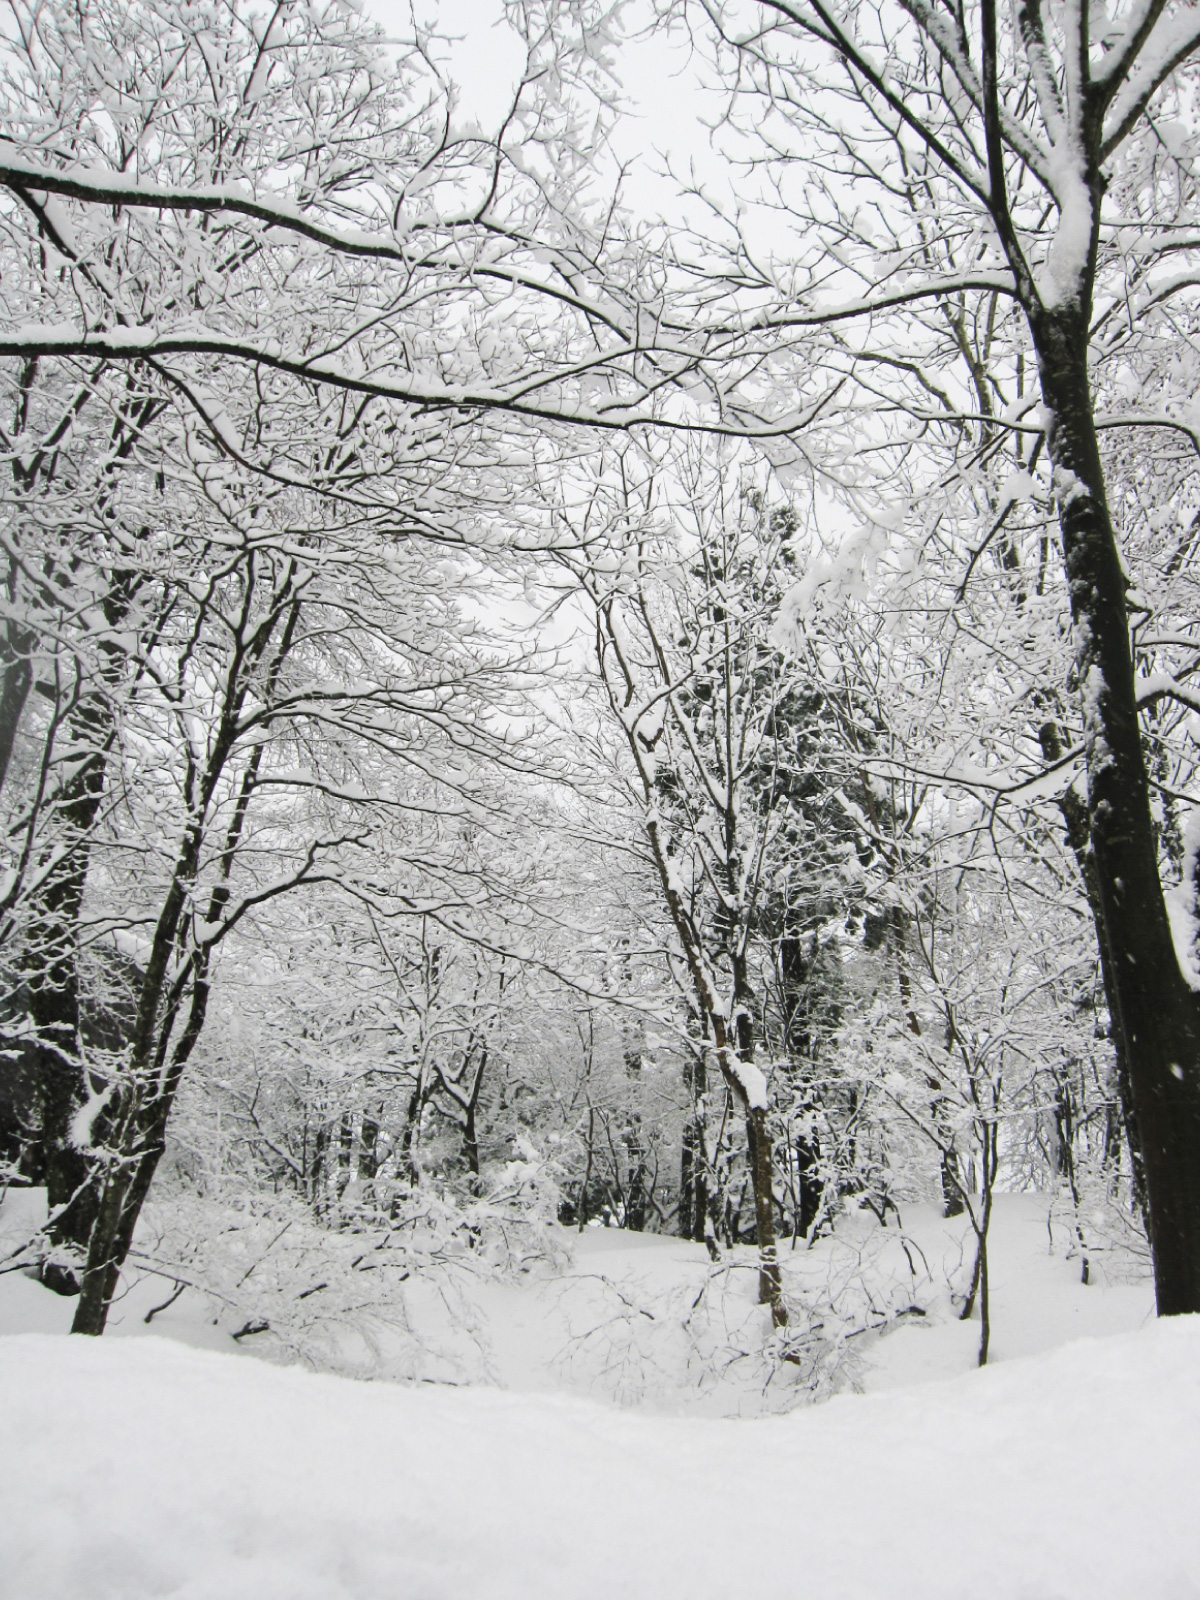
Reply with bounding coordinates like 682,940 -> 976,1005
2,0 -> 1200,1441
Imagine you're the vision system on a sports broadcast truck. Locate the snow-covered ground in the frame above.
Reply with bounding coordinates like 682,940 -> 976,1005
0,1188 -> 1157,1404
3,1190 -> 1192,1599
3,1316 -> 1198,1600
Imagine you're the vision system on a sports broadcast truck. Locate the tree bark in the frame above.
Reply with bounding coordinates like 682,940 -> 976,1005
1038,719 -> 1147,1215
1030,304 -> 1200,1314
29,703 -> 115,1288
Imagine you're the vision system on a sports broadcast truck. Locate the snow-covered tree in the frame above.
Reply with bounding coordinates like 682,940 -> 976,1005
671,0 -> 1200,1313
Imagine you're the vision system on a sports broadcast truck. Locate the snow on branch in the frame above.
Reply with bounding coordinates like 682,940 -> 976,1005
1100,8 -> 1200,157
1136,673 -> 1200,715
751,272 -> 1019,328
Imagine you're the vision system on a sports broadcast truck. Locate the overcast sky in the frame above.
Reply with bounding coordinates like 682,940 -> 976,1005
361,0 -> 731,226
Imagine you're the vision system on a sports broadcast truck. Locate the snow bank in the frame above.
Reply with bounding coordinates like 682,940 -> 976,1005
2,1317 -> 1198,1600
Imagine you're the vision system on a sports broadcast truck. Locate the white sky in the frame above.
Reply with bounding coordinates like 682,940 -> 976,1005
362,0 -> 732,227
356,1 -> 851,630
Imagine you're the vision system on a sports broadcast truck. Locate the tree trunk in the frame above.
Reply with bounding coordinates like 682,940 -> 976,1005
463,1099 -> 480,1185
27,563 -> 146,1282
1038,720 -> 1147,1215
0,646 -> 32,799
746,1102 -> 784,1323
28,721 -> 114,1288
731,1002 -> 785,1323
359,1110 -> 380,1180
621,1018 -> 649,1231
335,1112 -> 353,1203
794,1123 -> 823,1237
1030,303 -> 1200,1314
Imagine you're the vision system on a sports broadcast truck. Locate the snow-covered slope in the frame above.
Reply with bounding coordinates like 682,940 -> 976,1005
0,1189 -> 1158,1408
3,1317 -> 1198,1600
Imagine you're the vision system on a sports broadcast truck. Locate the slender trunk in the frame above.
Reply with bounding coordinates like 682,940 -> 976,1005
940,1149 -> 965,1219
359,1110 -> 380,1181
1053,1073 -> 1091,1284
69,666 -> 281,1332
310,1120 -> 329,1214
798,1135 -> 823,1237
30,706 -> 114,1284
33,566 -> 148,1276
399,1072 -> 425,1187
681,1025 -> 713,1246
335,1112 -> 353,1203
605,604 -> 783,1317
976,1118 -> 996,1366
892,909 -> 964,1218
778,935 -> 826,1237
70,946 -> 215,1334
462,1098 -> 480,1182
977,1227 -> 991,1368
622,1017 -> 648,1231
732,999 -> 785,1322
577,1104 -> 594,1231
746,1102 -> 784,1323
0,650 -> 32,799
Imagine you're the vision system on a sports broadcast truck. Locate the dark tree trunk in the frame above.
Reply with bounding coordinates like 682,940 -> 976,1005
70,951 -> 214,1333
778,935 -> 825,1237
0,646 -> 32,799
310,1120 -> 330,1214
29,714 -> 115,1287
794,1129 -> 823,1237
1039,720 -> 1147,1215
335,1112 -> 353,1202
621,1020 -> 648,1231
359,1110 -> 380,1181
399,1077 -> 424,1186
463,1098 -> 480,1182
733,999 -> 785,1323
890,910 -> 965,1219
940,1150 -> 966,1220
746,1104 -> 784,1323
576,1104 -> 595,1232
1030,302 -> 1200,1315
27,561 -> 146,1283
680,1028 -> 710,1244
639,768 -> 784,1317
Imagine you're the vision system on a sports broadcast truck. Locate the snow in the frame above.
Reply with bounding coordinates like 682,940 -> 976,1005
997,467 -> 1037,510
1,1193 -> 1180,1599
2,1305 -> 1197,1600
723,1043 -> 769,1110
1164,807 -> 1200,992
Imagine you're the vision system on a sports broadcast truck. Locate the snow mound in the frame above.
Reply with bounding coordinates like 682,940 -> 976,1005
2,1320 -> 1198,1600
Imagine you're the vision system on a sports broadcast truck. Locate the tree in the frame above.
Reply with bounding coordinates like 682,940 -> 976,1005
0,0 -> 631,1327
552,439 -> 884,1320
680,0 -> 1200,1313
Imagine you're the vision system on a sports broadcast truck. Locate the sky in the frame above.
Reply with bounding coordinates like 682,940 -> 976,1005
362,0 -> 732,227
353,1 -> 854,612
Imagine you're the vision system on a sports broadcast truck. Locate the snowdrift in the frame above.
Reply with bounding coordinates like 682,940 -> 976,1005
3,1318 -> 1198,1600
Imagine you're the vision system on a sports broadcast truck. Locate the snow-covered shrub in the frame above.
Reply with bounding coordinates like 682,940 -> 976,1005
131,1159 -> 570,1383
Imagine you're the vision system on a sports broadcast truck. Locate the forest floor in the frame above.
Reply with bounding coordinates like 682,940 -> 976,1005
2,1191 -> 1195,1598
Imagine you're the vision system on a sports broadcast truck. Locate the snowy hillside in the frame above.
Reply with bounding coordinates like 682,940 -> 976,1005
2,1187 -> 1187,1600
0,1189 -> 1157,1408
3,1316 -> 1198,1600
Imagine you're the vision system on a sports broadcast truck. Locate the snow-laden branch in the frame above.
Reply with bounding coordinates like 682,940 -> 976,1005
1100,8 -> 1200,158
0,324 -> 841,440
898,0 -> 1056,180
751,272 -> 1019,328
1136,673 -> 1200,715
1093,411 -> 1200,458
